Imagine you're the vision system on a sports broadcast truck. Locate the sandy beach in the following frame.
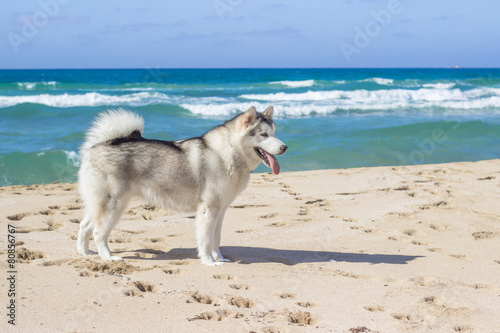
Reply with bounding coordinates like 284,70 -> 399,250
1,159 -> 500,332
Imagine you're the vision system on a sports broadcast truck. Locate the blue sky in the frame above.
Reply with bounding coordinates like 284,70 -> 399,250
1,0 -> 499,68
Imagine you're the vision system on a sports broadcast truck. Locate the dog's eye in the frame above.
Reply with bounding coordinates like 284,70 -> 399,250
260,133 -> 269,137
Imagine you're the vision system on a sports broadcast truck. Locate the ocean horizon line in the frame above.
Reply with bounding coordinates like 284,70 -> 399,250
1,67 -> 499,71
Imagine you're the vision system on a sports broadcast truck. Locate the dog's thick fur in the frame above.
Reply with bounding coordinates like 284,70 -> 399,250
77,106 -> 287,265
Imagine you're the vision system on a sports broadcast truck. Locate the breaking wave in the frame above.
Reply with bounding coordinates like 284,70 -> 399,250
0,92 -> 174,108
269,80 -> 316,88
16,81 -> 59,89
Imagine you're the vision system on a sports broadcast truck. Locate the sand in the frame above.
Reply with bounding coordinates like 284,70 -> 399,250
1,159 -> 500,332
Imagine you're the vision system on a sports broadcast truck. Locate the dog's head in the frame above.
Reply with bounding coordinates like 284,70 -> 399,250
238,106 -> 287,175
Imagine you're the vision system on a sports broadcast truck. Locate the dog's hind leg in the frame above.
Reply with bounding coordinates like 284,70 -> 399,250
195,203 -> 223,266
212,208 -> 231,263
77,214 -> 94,256
93,193 -> 130,261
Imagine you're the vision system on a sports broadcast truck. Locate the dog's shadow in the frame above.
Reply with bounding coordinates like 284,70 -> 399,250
122,246 -> 423,265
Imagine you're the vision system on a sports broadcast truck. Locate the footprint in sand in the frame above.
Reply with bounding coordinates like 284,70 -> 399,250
187,291 -> 217,305
429,223 -> 449,231
133,281 -> 157,293
278,293 -> 296,299
341,217 -> 359,222
472,231 -> 499,240
17,248 -> 45,262
297,302 -> 316,308
109,236 -> 132,243
364,304 -> 386,312
123,281 -> 157,296
188,309 -> 243,321
419,201 -> 449,210
163,268 -> 181,275
45,219 -> 65,230
38,210 -> 56,216
453,325 -> 476,332
166,234 -> 183,238
74,259 -> 144,275
333,269 -> 367,279
350,226 -> 377,234
235,229 -> 253,233
148,237 -> 165,243
403,229 -> 426,237
449,254 -> 468,260
142,213 -> 156,220
391,313 -> 416,322
228,296 -> 254,308
7,212 -> 30,221
393,185 -> 411,191
267,222 -> 288,227
281,187 -> 300,197
79,270 -> 100,277
477,176 -> 495,180
304,199 -> 324,205
17,226 -> 50,234
42,259 -> 70,267
411,240 -> 430,246
16,219 -> 64,233
298,207 -> 309,216
423,296 -> 470,317
284,310 -> 317,325
427,248 -> 444,253
260,213 -> 278,219
229,284 -> 250,290
123,289 -> 141,297
213,274 -> 234,280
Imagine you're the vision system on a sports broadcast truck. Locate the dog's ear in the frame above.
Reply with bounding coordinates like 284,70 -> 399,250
238,106 -> 257,131
263,106 -> 274,119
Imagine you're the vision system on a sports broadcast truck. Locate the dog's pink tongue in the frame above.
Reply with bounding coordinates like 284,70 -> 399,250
263,150 -> 280,175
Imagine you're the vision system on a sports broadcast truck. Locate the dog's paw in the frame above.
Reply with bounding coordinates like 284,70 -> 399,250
200,257 -> 225,266
100,255 -> 123,261
213,251 -> 232,263
215,257 -> 232,263
77,248 -> 94,256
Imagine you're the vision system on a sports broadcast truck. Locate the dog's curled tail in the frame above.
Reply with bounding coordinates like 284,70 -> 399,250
81,109 -> 144,151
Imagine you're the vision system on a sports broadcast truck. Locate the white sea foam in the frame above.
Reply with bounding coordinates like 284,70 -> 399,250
363,77 -> 394,85
64,150 -> 81,167
17,82 -> 37,89
269,80 -> 316,88
422,83 -> 456,89
16,81 -> 59,89
180,102 -> 270,117
236,87 -> 500,116
3,87 -> 500,117
240,87 -> 499,103
0,92 -> 173,108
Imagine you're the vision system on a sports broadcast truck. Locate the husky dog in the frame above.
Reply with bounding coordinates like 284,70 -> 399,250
77,106 -> 287,265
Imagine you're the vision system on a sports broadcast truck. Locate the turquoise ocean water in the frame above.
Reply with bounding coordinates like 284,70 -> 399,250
1,68 -> 500,187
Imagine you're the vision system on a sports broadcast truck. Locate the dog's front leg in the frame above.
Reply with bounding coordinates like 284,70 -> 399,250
212,208 -> 231,262
195,203 -> 223,266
